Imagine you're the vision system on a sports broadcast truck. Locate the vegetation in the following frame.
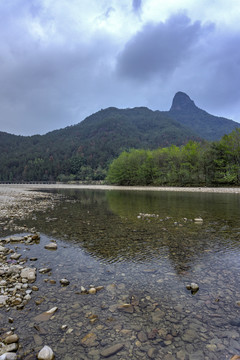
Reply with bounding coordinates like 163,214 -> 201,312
107,129 -> 240,186
0,107 -> 199,182
0,92 -> 239,182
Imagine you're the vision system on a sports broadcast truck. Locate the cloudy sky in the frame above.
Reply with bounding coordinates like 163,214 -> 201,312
0,0 -> 240,135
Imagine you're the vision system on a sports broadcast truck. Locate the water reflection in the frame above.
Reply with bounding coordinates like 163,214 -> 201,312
20,189 -> 240,271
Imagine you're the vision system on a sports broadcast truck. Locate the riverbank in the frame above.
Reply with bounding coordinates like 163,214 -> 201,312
1,183 -> 240,199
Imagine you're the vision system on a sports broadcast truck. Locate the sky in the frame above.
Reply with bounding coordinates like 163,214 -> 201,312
0,0 -> 240,135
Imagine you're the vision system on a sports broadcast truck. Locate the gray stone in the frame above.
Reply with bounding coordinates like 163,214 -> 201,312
5,334 -> 19,344
137,331 -> 147,342
0,343 -> 18,355
37,345 -> 54,360
147,348 -> 158,358
182,329 -> 198,342
10,253 -> 21,260
0,353 -> 17,360
60,279 -> 70,286
0,295 -> 8,306
20,267 -> 36,282
44,243 -> 58,250
10,236 -> 25,242
39,268 -> 51,274
0,245 -> 6,253
100,343 -> 124,358
190,283 -> 199,291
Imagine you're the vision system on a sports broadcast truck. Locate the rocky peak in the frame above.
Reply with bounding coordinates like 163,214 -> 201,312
170,92 -> 197,112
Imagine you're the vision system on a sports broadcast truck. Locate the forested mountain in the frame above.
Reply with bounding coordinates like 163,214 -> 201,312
168,92 -> 239,141
0,107 -> 198,181
0,92 -> 239,182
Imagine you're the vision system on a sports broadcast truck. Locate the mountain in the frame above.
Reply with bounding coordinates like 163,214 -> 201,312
168,92 -> 240,141
0,92 -> 239,182
0,107 -> 199,181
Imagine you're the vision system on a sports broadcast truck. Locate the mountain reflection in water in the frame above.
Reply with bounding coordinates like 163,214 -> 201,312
19,189 -> 240,273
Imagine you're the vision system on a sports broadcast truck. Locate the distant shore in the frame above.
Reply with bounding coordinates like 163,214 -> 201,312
1,183 -> 240,195
0,183 -> 240,215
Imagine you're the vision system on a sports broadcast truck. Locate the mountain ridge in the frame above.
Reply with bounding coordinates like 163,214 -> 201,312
0,92 -> 239,181
168,91 -> 239,140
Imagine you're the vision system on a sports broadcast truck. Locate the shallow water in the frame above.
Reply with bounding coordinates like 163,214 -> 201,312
1,189 -> 240,359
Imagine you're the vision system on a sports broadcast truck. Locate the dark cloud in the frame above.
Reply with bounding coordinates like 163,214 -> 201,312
0,3 -> 117,135
132,0 -> 142,13
116,14 -> 214,80
0,2 -> 239,135
198,32 -> 240,111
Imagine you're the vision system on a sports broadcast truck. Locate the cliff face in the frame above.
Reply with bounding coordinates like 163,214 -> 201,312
170,91 -> 198,112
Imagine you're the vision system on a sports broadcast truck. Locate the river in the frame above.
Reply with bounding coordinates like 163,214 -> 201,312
1,188 -> 240,359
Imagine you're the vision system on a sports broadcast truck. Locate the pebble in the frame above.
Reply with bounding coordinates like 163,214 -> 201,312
44,243 -> 58,250
1,343 -> 18,354
88,287 -> 96,294
5,334 -> 19,344
194,217 -> 203,223
32,286 -> 39,291
186,283 -> 199,293
39,268 -> 51,274
147,348 -> 158,359
0,354 -> 17,360
60,279 -> 70,286
191,282 -> 199,291
37,345 -> 54,360
100,343 -> 124,358
20,267 -> 36,282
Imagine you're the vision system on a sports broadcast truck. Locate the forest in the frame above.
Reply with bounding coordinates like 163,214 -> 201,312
1,93 -> 240,183
107,129 -> 240,186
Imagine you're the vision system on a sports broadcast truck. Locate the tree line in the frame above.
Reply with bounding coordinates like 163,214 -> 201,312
106,129 -> 240,186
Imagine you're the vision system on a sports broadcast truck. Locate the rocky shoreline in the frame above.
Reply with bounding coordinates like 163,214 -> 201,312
0,187 -> 61,359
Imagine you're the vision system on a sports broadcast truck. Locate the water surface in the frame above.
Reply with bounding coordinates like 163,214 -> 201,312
1,189 -> 240,359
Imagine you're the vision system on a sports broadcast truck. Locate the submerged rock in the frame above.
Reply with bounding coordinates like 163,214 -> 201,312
118,304 -> 134,313
34,307 -> 58,322
100,343 -> 124,358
